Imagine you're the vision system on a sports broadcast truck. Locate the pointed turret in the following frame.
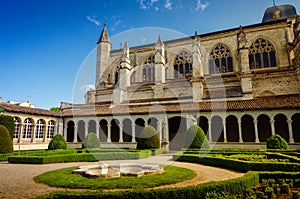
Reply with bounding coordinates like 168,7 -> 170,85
154,35 -> 166,84
192,31 -> 203,78
97,24 -> 111,44
122,41 -> 130,60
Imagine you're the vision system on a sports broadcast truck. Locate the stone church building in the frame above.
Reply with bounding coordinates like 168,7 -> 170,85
2,4 -> 300,151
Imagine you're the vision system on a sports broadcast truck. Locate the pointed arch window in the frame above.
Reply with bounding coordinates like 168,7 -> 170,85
143,55 -> 155,82
23,118 -> 33,139
209,44 -> 233,74
114,69 -> 119,85
47,120 -> 55,138
248,38 -> 276,69
35,119 -> 45,139
173,51 -> 193,79
13,117 -> 21,139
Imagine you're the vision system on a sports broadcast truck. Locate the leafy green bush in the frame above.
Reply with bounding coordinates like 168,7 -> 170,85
0,115 -> 15,140
184,125 -> 210,149
48,134 -> 67,150
137,126 -> 160,149
0,125 -> 13,154
266,134 -> 288,150
82,132 -> 100,149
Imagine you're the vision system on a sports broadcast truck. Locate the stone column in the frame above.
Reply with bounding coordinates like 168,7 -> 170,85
31,125 -> 36,143
270,119 -> 275,135
157,121 -> 162,146
223,121 -> 227,143
254,120 -> 259,143
96,123 -> 100,139
208,120 -> 212,143
119,123 -> 123,142
74,125 -> 78,142
64,125 -> 68,141
287,119 -> 295,143
85,122 -> 89,137
238,119 -> 243,143
107,123 -> 111,142
43,125 -> 48,143
162,119 -> 169,152
18,124 -> 23,143
131,123 -> 136,142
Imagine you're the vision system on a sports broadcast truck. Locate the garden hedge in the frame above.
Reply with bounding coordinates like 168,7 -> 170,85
0,115 -> 15,140
183,125 -> 210,149
137,126 -> 160,149
8,150 -> 152,164
0,125 -> 13,154
173,154 -> 300,172
82,132 -> 100,149
48,134 -> 67,150
36,171 -> 259,199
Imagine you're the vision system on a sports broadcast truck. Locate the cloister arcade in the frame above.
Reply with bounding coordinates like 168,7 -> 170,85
64,111 -> 300,150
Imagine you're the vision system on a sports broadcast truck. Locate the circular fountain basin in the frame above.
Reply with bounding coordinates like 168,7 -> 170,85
72,163 -> 164,178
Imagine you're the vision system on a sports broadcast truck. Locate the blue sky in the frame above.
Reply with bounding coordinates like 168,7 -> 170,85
1,0 -> 299,109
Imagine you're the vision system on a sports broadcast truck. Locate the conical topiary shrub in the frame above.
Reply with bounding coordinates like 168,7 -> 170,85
184,125 -> 210,149
0,115 -> 15,140
83,132 -> 100,149
266,134 -> 288,150
137,126 -> 160,149
0,125 -> 13,154
48,134 -> 67,150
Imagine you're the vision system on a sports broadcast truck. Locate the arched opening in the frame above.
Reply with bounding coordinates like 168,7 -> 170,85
99,119 -> 108,142
13,117 -> 21,139
197,116 -> 209,136
135,118 -> 145,141
292,113 -> 300,142
67,121 -> 75,142
23,118 -> 33,139
77,120 -> 86,142
168,116 -> 187,150
274,114 -> 289,142
35,119 -> 45,139
241,115 -> 255,142
88,120 -> 96,134
123,119 -> 132,142
111,119 -> 120,142
47,120 -> 55,139
211,116 -> 224,142
257,114 -> 271,142
173,51 -> 193,79
148,117 -> 158,130
209,44 -> 233,74
226,115 -> 239,142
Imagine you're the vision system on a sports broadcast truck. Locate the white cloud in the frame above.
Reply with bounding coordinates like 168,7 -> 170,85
164,0 -> 172,10
195,0 -> 209,11
86,15 -> 100,26
137,0 -> 147,9
149,0 -> 159,6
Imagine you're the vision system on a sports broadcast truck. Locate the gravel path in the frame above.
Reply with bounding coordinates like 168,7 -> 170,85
0,154 -> 243,199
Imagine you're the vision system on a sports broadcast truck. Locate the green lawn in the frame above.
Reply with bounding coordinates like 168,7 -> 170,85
34,165 -> 196,190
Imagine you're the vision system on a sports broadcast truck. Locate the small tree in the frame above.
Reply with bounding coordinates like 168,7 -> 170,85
48,134 -> 67,150
266,134 -> 288,150
50,107 -> 60,112
184,125 -> 210,149
137,126 -> 160,149
0,115 -> 15,140
0,125 -> 13,154
83,132 -> 100,149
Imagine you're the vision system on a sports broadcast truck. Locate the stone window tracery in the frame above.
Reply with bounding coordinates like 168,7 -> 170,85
209,44 -> 233,74
23,118 -> 33,139
47,120 -> 55,138
35,119 -> 45,139
143,55 -> 155,82
173,51 -> 193,79
13,117 -> 20,139
248,38 -> 276,69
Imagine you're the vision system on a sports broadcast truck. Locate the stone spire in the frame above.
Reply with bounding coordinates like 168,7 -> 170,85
122,41 -> 130,60
97,24 -> 111,44
237,25 -> 248,49
154,35 -> 166,84
192,31 -> 203,78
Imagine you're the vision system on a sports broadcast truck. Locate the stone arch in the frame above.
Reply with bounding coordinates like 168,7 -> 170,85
47,120 -> 56,139
257,114 -> 272,142
135,118 -> 145,141
292,113 -> 300,142
274,114 -> 289,142
226,115 -> 239,142
111,119 -> 120,142
67,120 -> 75,142
241,115 -> 255,142
88,120 -> 96,134
148,117 -> 158,130
13,116 -> 21,139
23,118 -> 34,139
99,119 -> 108,142
77,120 -> 86,142
35,119 -> 46,139
209,43 -> 234,74
123,118 -> 132,142
197,116 -> 209,136
168,116 -> 187,150
211,116 -> 224,142
173,50 -> 193,79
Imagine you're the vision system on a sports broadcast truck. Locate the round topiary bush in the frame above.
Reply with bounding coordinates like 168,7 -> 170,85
184,125 -> 210,149
0,125 -> 13,154
266,134 -> 288,150
83,132 -> 100,149
48,134 -> 67,150
0,115 -> 15,140
137,126 -> 160,149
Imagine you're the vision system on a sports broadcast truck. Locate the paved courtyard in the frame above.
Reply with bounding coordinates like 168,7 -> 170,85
0,154 -> 243,199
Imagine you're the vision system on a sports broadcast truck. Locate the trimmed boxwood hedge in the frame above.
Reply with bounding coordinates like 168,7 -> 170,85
8,151 -> 152,164
36,171 -> 259,199
173,154 -> 300,172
